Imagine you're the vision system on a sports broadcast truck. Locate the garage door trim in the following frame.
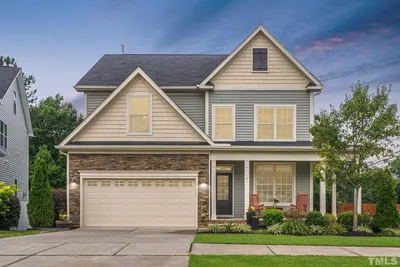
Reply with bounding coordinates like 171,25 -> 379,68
79,170 -> 199,228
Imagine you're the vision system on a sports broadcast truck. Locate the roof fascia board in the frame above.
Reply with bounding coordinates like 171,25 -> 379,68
60,67 -> 215,146
199,24 -> 323,88
15,71 -> 34,136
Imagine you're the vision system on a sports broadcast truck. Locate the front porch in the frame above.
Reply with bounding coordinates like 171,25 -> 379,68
208,151 -> 361,220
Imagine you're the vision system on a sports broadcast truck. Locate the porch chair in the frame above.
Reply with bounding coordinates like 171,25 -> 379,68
290,194 -> 308,212
249,194 -> 265,216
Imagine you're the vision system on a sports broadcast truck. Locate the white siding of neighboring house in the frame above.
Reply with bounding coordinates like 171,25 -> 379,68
0,77 -> 30,230
74,76 -> 205,142
211,33 -> 309,89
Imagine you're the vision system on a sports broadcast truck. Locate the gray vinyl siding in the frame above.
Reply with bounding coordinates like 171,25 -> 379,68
296,161 -> 311,210
209,90 -> 311,141
165,91 -> 205,131
250,162 -> 311,210
86,92 -> 110,116
0,78 -> 29,201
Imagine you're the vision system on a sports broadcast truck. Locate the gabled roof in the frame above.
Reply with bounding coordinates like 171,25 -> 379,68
59,67 -> 215,147
75,54 -> 228,88
0,66 -> 21,99
200,24 -> 323,90
0,66 -> 33,136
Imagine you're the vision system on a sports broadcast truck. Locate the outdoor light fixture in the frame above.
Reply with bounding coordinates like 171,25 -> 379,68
201,177 -> 207,185
70,178 -> 78,189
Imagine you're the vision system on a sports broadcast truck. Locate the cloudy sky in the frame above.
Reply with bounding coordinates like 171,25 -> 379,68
1,0 -> 399,113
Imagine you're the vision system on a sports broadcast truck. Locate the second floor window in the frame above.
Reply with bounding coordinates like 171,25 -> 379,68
128,94 -> 152,135
213,105 -> 235,141
255,105 -> 295,141
253,48 -> 268,71
0,121 -> 8,149
13,91 -> 17,115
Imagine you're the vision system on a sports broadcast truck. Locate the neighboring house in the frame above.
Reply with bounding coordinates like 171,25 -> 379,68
58,24 -> 324,228
0,66 -> 33,230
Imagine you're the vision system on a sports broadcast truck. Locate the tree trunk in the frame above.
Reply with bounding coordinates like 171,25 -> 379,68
353,187 -> 359,231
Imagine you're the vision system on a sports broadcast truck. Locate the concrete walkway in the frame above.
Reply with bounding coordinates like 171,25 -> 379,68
191,244 -> 400,257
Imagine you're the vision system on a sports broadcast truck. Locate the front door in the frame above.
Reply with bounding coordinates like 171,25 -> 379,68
216,173 -> 233,216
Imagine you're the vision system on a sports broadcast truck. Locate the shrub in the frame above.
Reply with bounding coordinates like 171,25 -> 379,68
324,213 -> 336,226
380,228 -> 400,237
358,213 -> 371,227
0,196 -> 21,230
224,222 -> 233,233
337,212 -> 355,231
325,223 -> 347,235
27,146 -> 55,227
231,224 -> 252,233
263,209 -> 284,226
306,211 -> 325,227
309,225 -> 325,235
357,225 -> 373,234
284,209 -> 306,221
266,223 -> 284,235
282,221 -> 311,236
208,224 -> 224,233
252,228 -> 268,234
0,182 -> 19,216
373,169 -> 400,230
52,189 -> 67,224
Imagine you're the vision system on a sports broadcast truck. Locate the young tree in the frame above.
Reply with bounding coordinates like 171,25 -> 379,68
29,94 -> 83,188
27,146 -> 54,227
310,83 -> 400,231
0,56 -> 37,105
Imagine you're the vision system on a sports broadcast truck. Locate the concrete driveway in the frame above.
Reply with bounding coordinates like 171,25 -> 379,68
0,228 -> 196,267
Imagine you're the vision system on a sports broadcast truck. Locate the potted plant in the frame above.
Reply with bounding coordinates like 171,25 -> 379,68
246,206 -> 256,225
55,212 -> 72,229
273,198 -> 279,208
251,216 -> 260,230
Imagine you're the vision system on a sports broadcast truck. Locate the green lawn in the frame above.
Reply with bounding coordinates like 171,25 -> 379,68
194,234 -> 400,247
190,255 -> 382,267
0,230 -> 55,238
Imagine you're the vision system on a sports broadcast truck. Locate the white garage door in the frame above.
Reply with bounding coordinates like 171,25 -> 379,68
83,179 -> 197,227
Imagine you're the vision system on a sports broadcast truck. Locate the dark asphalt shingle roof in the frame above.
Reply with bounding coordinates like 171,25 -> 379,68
76,54 -> 228,87
0,66 -> 21,99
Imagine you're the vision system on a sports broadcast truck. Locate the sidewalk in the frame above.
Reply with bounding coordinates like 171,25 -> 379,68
191,244 -> 400,257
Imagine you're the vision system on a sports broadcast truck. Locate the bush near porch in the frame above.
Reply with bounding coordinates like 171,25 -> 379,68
206,209 -> 400,237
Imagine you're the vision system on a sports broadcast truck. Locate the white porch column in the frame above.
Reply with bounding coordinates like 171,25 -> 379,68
309,162 -> 314,211
211,160 -> 217,220
244,160 -> 250,218
332,183 -> 337,216
354,187 -> 362,214
320,180 -> 326,215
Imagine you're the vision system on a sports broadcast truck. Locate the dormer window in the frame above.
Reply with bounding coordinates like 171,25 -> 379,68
253,48 -> 268,71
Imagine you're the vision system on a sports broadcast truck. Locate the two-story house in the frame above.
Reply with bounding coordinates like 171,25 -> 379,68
58,25 -> 324,228
0,66 -> 33,230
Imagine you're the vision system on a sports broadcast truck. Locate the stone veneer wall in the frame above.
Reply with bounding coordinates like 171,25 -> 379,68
69,154 -> 210,227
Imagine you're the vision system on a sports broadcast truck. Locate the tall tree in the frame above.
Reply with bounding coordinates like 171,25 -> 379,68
389,158 -> 400,204
310,83 -> 400,231
30,94 -> 83,188
0,56 -> 37,105
27,146 -> 54,227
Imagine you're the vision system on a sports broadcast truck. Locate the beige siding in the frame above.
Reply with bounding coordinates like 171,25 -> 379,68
211,33 -> 309,89
74,76 -> 204,142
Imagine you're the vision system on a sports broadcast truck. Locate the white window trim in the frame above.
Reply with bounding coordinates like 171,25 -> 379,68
252,162 -> 296,206
252,48 -> 269,73
212,104 -> 235,141
126,93 -> 152,136
254,104 -> 296,142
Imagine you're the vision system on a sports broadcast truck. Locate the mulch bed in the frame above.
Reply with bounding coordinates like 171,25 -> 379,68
339,231 -> 376,237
